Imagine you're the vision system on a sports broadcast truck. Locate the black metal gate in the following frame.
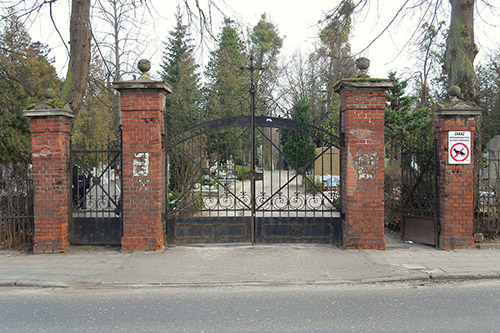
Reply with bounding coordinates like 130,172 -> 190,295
166,115 -> 342,245
475,146 -> 500,234
0,164 -> 33,248
70,136 -> 122,245
401,140 -> 439,246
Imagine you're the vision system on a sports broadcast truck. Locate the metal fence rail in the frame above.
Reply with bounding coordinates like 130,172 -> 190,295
0,164 -> 33,249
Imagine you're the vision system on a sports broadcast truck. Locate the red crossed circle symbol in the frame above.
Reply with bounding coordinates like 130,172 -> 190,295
450,142 -> 469,162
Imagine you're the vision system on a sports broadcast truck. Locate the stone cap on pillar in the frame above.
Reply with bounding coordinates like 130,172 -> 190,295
112,59 -> 173,94
23,90 -> 74,119
334,78 -> 393,94
334,58 -> 392,93
435,86 -> 482,117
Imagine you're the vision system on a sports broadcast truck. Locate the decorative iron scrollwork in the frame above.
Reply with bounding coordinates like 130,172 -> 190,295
186,190 -> 339,213
200,225 -> 212,237
71,146 -> 122,217
291,225 -> 303,237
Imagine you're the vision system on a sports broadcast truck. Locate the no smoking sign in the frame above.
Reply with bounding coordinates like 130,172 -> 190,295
448,131 -> 471,164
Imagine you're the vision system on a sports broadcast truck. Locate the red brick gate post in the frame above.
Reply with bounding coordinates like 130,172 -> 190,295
24,102 -> 74,253
434,87 -> 482,250
335,58 -> 392,250
113,60 -> 172,252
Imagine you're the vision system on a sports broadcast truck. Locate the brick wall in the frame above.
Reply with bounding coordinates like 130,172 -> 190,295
434,116 -> 477,249
118,89 -> 168,252
28,115 -> 73,253
336,80 -> 392,250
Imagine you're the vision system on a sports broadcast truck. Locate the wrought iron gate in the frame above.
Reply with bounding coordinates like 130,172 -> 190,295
166,115 -> 342,245
0,164 -> 33,248
475,147 -> 500,233
401,140 -> 439,246
70,136 -> 122,245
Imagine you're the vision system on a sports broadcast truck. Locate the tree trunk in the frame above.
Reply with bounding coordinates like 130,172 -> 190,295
59,0 -> 91,115
444,0 -> 479,104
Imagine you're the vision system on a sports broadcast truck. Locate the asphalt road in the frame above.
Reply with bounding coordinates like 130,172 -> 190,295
1,280 -> 499,332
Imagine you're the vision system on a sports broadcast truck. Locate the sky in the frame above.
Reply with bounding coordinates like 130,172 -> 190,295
17,0 -> 500,81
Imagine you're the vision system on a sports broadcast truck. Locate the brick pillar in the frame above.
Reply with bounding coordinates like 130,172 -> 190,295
335,78 -> 392,250
113,61 -> 172,252
23,104 -> 74,253
434,90 -> 481,250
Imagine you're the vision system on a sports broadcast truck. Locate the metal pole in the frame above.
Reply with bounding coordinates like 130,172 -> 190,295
249,56 -> 256,244
241,55 -> 262,244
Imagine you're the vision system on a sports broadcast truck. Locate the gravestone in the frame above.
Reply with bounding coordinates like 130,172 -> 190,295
485,135 -> 500,182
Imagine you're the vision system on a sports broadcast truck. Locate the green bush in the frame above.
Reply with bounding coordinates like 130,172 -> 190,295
385,166 -> 401,230
305,174 -> 324,194
235,165 -> 251,180
281,97 -> 315,171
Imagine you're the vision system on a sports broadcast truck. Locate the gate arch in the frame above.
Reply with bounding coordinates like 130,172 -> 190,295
166,115 -> 342,244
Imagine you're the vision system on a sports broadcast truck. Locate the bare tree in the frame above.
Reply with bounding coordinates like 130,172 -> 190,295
327,0 -> 498,103
92,0 -> 150,82
3,0 -> 223,117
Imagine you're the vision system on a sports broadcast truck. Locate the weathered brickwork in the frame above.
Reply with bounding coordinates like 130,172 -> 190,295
115,86 -> 170,252
336,80 -> 392,250
434,116 -> 477,250
27,114 -> 73,253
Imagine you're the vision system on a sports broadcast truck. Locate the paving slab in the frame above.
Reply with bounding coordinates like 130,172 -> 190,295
1,231 -> 500,288
1,242 -> 500,289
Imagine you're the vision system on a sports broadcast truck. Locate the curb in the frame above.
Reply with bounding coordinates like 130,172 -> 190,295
3,273 -> 499,290
0,280 -> 69,288
428,272 -> 500,281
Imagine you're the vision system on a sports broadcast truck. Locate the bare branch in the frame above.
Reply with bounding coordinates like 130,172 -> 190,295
352,0 -> 411,57
48,0 -> 68,56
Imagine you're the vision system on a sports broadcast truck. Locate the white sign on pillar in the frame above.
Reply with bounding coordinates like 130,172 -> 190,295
448,131 -> 471,165
133,152 -> 149,176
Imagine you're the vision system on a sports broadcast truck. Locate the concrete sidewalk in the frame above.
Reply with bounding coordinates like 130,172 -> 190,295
1,234 -> 500,289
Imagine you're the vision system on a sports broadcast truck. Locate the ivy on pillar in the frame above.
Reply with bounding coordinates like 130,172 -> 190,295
113,60 -> 172,252
23,93 -> 74,254
434,86 -> 482,250
335,58 -> 392,250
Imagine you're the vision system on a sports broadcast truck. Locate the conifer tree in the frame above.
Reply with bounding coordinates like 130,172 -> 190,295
314,0 -> 355,132
281,97 -> 315,171
250,13 -> 283,116
159,10 -> 202,194
203,18 -> 248,160
0,11 -> 60,163
385,72 -> 433,163
477,59 -> 500,146
160,8 -> 201,137
250,14 -> 283,169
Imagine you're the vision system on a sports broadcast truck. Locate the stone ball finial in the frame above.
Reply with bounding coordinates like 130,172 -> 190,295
138,59 -> 151,73
356,57 -> 370,78
138,59 -> 151,80
448,85 -> 461,100
44,88 -> 56,100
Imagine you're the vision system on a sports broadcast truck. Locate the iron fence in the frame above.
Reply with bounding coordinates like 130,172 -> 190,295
475,150 -> 500,234
0,164 -> 33,249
